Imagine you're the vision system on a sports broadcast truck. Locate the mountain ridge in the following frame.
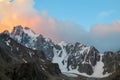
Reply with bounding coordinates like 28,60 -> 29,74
1,25 -> 120,79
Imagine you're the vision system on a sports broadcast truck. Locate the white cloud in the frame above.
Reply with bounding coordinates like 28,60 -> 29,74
97,10 -> 115,18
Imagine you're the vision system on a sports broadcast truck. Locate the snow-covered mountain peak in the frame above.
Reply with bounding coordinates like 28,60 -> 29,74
23,27 -> 38,38
2,25 -> 117,78
58,41 -> 67,46
2,30 -> 10,35
9,26 -> 104,77
11,25 -> 38,39
11,25 -> 23,35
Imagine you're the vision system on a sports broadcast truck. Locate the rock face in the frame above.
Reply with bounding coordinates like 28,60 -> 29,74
52,41 -> 103,77
10,25 -> 54,61
0,33 -> 61,80
1,25 -> 120,78
11,63 -> 48,80
102,51 -> 120,74
8,26 -> 102,76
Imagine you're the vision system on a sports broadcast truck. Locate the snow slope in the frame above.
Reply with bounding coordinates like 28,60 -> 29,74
52,42 -> 110,78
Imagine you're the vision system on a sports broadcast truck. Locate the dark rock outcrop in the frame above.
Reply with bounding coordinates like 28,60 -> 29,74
102,51 -> 120,74
0,33 -> 61,80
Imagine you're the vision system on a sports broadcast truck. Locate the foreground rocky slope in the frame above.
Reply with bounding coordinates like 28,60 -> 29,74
0,33 -> 61,80
1,25 -> 120,80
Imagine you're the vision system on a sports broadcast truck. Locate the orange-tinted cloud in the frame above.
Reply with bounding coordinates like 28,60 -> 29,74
0,0 -> 56,34
0,0 -> 36,32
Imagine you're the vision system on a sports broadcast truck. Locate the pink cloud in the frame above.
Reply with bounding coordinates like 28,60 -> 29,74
0,0 -> 56,34
91,21 -> 120,36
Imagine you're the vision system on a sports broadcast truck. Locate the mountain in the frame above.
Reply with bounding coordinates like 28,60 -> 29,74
10,25 -> 54,61
0,33 -> 63,80
0,25 -> 120,80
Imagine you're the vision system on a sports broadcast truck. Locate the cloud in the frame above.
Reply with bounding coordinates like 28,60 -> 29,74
52,21 -> 120,52
0,0 -> 120,52
0,0 -> 53,32
89,21 -> 120,52
97,10 -> 115,18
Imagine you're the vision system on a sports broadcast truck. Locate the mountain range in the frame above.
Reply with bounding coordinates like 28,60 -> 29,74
0,25 -> 120,80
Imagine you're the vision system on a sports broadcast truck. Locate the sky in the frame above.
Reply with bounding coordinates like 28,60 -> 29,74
0,0 -> 120,52
34,0 -> 120,30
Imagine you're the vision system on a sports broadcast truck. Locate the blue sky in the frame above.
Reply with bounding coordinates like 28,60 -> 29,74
34,0 -> 120,30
